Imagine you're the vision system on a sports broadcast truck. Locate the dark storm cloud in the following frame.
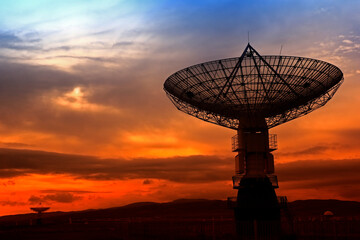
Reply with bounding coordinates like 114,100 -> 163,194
333,128 -> 360,144
276,159 -> 360,182
0,142 -> 33,148
0,61 -> 83,134
0,59 -> 175,145
277,129 -> 360,157
39,189 -> 101,194
0,148 -> 232,183
1,148 -> 360,191
0,200 -> 26,206
276,159 -> 360,199
28,192 -> 82,204
277,145 -> 334,156
1,147 -> 360,198
0,61 -> 76,101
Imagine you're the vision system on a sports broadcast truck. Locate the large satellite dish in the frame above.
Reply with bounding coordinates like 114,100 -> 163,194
164,44 -> 343,129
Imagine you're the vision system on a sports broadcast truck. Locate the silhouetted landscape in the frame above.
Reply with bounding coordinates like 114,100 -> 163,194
1,1 -> 360,240
1,199 -> 360,240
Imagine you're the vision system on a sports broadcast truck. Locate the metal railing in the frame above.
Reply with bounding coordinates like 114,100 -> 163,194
231,134 -> 239,152
231,133 -> 278,152
269,134 -> 278,151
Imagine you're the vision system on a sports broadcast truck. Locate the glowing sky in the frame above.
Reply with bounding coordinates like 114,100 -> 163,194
1,0 -> 360,216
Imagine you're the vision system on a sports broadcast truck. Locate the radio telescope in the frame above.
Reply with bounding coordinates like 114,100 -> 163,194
164,43 -> 343,238
30,204 -> 50,225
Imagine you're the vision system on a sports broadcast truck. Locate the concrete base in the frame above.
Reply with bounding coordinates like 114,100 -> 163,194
234,177 -> 281,239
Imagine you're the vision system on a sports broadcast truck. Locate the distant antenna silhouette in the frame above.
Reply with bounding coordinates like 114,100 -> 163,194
164,43 -> 343,239
30,203 -> 50,225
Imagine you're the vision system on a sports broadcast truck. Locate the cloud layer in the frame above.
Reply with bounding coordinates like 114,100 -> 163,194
1,147 -> 360,200
0,148 -> 231,182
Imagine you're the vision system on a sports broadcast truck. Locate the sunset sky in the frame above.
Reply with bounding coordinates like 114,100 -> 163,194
1,0 -> 360,216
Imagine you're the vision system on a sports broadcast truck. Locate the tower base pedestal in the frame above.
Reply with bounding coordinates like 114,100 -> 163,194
234,177 -> 281,240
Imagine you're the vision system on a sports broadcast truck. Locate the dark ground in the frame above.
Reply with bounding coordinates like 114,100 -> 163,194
1,199 -> 360,240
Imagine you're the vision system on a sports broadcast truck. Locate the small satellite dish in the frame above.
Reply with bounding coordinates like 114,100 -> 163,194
30,204 -> 50,225
30,207 -> 50,214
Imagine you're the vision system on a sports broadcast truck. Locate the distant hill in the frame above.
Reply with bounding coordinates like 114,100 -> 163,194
67,199 -> 230,220
1,199 -> 359,224
288,199 -> 360,217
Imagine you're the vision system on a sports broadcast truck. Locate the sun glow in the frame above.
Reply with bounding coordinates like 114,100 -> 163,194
55,87 -> 119,113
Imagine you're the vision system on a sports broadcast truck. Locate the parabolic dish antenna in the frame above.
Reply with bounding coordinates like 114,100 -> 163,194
30,207 -> 50,214
164,44 -> 343,129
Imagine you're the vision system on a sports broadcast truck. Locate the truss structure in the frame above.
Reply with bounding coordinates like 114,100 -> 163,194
164,44 -> 343,129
